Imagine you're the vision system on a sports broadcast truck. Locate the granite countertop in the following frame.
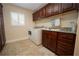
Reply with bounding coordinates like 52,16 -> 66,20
42,29 -> 76,34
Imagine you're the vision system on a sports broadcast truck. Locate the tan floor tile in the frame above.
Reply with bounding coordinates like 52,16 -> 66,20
0,39 -> 56,56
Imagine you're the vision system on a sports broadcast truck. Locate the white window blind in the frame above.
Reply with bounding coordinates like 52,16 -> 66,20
51,18 -> 60,26
11,12 -> 25,26
54,19 -> 60,26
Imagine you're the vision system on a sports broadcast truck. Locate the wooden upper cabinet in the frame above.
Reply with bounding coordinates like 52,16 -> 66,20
45,3 -> 62,17
76,3 -> 79,10
58,3 -> 62,13
42,7 -> 46,18
38,8 -> 45,18
45,4 -> 53,17
37,11 -> 40,20
33,3 -> 77,21
39,10 -> 43,19
51,3 -> 61,15
33,12 -> 39,21
62,3 -> 75,12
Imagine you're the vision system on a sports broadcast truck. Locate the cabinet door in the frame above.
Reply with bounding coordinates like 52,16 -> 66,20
51,3 -> 61,15
45,4 -> 53,17
33,12 -> 39,21
42,30 -> 49,48
46,31 -> 53,50
62,3 -> 75,12
42,30 -> 57,52
38,10 -> 43,19
76,3 -> 79,10
33,8 -> 46,21
42,7 -> 46,18
50,31 -> 57,52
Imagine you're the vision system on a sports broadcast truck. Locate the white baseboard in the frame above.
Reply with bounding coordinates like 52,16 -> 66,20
6,37 -> 28,44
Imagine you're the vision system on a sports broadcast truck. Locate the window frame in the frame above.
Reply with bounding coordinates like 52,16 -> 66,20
10,12 -> 25,26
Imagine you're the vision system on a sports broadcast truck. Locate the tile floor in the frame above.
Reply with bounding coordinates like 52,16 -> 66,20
0,39 -> 56,56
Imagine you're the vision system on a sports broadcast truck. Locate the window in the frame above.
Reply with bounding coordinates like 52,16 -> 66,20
51,18 -> 60,26
11,12 -> 25,26
54,18 -> 60,26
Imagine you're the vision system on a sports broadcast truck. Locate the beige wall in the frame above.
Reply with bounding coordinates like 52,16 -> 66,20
61,10 -> 77,27
3,4 -> 35,43
74,10 -> 79,56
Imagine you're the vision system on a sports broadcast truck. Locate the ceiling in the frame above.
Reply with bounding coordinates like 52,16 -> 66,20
12,3 -> 47,12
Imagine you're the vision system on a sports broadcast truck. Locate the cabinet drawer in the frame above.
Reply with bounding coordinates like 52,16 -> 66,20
57,44 -> 73,52
56,47 -> 73,55
56,41 -> 74,55
58,32 -> 75,39
57,41 -> 74,48
57,41 -> 74,50
58,38 -> 74,44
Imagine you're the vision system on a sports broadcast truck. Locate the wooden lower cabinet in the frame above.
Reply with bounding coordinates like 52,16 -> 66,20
42,30 -> 76,56
42,30 -> 57,52
56,32 -> 76,56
